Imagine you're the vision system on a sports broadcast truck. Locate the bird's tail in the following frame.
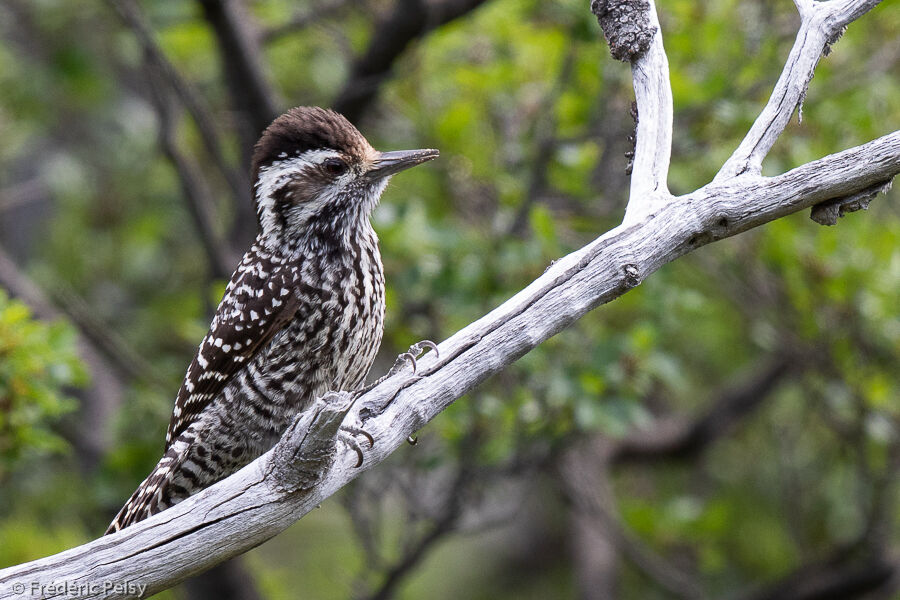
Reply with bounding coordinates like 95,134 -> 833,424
105,437 -> 192,535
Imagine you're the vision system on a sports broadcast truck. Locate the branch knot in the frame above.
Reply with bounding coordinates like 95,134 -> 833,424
621,263 -> 641,289
809,179 -> 893,226
269,391 -> 357,494
591,0 -> 656,61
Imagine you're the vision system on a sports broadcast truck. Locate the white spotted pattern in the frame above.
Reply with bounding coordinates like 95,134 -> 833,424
106,133 -> 393,534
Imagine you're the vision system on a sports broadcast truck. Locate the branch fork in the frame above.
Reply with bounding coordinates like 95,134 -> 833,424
596,0 -> 891,230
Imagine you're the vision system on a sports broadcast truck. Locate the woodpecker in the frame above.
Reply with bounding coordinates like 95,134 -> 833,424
106,107 -> 438,534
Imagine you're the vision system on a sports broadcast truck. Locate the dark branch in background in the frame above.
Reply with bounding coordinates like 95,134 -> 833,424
740,553 -> 895,600
47,283 -> 171,391
108,0 -> 252,251
610,354 -> 800,464
561,354 -> 804,599
197,0 -> 280,142
261,0 -> 354,44
508,49 -> 576,237
142,56 -> 235,279
196,0 -> 280,246
0,245 -> 169,393
334,0 -> 490,122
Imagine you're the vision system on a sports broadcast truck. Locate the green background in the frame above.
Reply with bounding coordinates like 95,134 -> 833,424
0,0 -> 898,598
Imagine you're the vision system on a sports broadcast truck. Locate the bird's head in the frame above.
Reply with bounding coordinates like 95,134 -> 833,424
250,106 -> 438,248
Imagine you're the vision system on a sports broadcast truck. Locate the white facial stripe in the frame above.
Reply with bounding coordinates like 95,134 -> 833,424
255,150 -> 353,240
256,148 -> 344,190
256,157 -> 309,239
299,149 -> 343,164
255,148 -> 383,246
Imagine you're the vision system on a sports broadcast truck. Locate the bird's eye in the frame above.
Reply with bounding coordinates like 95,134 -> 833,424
323,158 -> 348,176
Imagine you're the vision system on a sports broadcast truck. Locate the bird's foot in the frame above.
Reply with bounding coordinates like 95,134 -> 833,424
360,340 -> 440,395
339,425 -> 374,468
396,340 -> 439,374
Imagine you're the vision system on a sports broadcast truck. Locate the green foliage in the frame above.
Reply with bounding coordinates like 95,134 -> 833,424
0,292 -> 84,479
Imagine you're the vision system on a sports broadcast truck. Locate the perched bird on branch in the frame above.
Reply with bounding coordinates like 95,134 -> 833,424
107,107 -> 438,534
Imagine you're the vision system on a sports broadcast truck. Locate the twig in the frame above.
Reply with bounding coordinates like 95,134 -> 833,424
716,0 -> 882,180
196,0 -> 280,138
142,56 -> 236,279
333,0 -> 490,122
107,0 -> 250,218
364,487 -> 463,600
261,0 -> 354,44
356,427 -> 482,600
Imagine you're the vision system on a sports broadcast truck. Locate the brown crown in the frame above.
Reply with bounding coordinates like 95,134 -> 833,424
250,107 -> 371,184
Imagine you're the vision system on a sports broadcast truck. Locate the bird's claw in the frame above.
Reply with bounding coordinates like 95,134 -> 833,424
339,425 -> 374,468
360,340 -> 440,395
397,340 -> 439,374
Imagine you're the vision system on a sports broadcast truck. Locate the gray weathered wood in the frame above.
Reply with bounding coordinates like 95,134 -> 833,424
716,0 -> 882,180
623,0 -> 673,223
0,1 -> 896,598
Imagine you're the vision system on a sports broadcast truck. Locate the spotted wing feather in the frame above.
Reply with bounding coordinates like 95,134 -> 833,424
165,250 -> 299,449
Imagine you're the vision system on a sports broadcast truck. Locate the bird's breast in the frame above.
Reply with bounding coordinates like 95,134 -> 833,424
251,234 -> 385,412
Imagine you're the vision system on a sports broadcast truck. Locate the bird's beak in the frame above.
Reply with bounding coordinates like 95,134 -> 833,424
365,149 -> 439,181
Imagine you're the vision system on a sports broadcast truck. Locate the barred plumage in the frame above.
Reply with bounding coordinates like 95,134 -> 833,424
107,107 -> 437,534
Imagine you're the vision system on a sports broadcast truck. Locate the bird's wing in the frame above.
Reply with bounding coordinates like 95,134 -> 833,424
165,253 -> 299,449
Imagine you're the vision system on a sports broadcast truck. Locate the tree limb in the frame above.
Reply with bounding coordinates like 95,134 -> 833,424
196,0 -> 281,141
195,0 -> 280,246
592,0 -> 673,223
333,0 -> 490,122
716,0 -> 881,180
143,55 -> 237,279
0,1 -> 897,597
108,0 -> 251,233
611,355 -> 798,464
